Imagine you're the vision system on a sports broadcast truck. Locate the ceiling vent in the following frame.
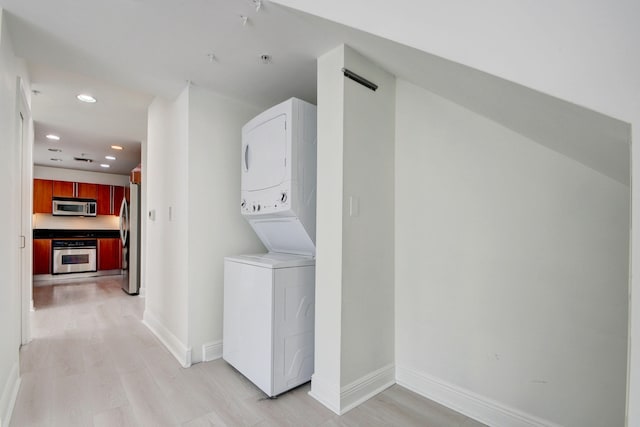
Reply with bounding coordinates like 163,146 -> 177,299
73,157 -> 94,163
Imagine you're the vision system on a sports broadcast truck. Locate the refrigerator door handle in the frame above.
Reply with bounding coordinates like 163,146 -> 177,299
119,197 -> 128,246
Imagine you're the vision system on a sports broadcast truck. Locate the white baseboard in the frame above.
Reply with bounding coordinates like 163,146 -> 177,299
309,364 -> 395,416
0,361 -> 21,427
309,374 -> 341,415
340,363 -> 395,414
142,309 -> 192,368
202,340 -> 223,362
396,366 -> 561,427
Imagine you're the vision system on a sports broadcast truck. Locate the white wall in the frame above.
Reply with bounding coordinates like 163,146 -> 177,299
312,45 -> 395,414
311,44 -> 346,413
186,85 -> 263,363
0,9 -> 25,426
270,3 -> 640,422
395,80 -> 629,427
143,89 -> 190,364
144,84 -> 263,367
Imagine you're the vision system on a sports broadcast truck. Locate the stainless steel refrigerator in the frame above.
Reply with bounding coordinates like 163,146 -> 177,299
119,182 -> 141,295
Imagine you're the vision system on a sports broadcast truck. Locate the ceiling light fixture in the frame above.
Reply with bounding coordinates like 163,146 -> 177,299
105,155 -> 116,160
77,94 -> 97,103
46,134 -> 60,141
252,0 -> 262,12
240,15 -> 248,26
100,164 -> 110,168
111,145 -> 124,150
207,53 -> 217,63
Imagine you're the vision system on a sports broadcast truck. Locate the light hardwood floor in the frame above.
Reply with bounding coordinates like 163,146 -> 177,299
11,276 -> 485,426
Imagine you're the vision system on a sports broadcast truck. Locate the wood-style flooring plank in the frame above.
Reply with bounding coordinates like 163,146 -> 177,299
11,276 -> 485,427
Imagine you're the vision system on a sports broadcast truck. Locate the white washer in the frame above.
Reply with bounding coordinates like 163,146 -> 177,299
223,253 -> 315,397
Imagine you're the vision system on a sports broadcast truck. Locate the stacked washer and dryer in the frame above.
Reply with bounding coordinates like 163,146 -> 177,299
223,98 -> 317,397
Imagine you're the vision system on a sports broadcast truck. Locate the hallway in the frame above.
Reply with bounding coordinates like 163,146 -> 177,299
10,277 -> 483,426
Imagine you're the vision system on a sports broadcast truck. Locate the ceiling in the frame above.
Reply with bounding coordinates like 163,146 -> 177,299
0,0 -> 631,184
2,0 -> 348,175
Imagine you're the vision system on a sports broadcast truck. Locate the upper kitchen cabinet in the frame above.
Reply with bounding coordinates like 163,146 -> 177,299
52,180 -> 73,198
77,183 -> 97,198
33,179 -> 53,213
53,181 -> 97,199
113,186 -> 125,211
97,184 -> 126,215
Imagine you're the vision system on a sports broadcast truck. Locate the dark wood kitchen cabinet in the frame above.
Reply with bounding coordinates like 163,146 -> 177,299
97,184 -> 126,215
77,183 -> 97,199
113,186 -> 125,213
97,184 -> 111,215
98,238 -> 122,271
53,181 -> 97,199
33,239 -> 52,274
52,180 -> 74,197
33,179 -> 53,213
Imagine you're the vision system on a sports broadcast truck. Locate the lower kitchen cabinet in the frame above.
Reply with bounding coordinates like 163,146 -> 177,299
98,238 -> 122,271
33,239 -> 52,274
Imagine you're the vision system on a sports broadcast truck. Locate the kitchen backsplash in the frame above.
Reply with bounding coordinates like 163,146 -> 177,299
33,213 -> 120,230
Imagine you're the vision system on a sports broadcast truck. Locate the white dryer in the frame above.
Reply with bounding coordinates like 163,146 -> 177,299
240,97 -> 317,256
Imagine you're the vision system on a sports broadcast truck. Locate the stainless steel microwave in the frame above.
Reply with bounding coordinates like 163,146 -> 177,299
52,197 -> 97,216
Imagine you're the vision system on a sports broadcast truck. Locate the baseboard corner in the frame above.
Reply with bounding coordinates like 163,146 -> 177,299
340,363 -> 395,414
142,309 -> 192,368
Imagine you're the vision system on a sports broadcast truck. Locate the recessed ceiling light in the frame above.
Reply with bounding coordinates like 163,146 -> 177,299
111,145 -> 124,150
105,155 -> 116,160
77,94 -> 97,103
100,164 -> 110,168
46,134 -> 60,141
50,158 -> 62,162
48,148 -> 62,152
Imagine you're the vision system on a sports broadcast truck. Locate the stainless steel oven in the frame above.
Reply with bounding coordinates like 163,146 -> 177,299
52,239 -> 97,274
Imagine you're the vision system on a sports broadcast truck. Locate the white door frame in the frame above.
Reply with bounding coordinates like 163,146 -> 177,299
16,77 -> 33,346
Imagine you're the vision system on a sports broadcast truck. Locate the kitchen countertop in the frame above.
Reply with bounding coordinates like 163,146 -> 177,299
33,229 -> 121,239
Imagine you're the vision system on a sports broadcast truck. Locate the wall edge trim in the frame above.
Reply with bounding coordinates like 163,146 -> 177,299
396,365 -> 561,427
340,363 -> 395,414
0,361 -> 21,427
142,309 -> 192,368
309,374 -> 341,415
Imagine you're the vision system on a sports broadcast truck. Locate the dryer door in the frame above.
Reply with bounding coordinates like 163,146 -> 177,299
242,113 -> 288,192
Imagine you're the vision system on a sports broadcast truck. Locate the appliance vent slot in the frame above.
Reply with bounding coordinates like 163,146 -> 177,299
341,68 -> 378,91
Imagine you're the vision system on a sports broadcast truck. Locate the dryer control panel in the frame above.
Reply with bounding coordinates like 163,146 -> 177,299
241,184 -> 291,216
